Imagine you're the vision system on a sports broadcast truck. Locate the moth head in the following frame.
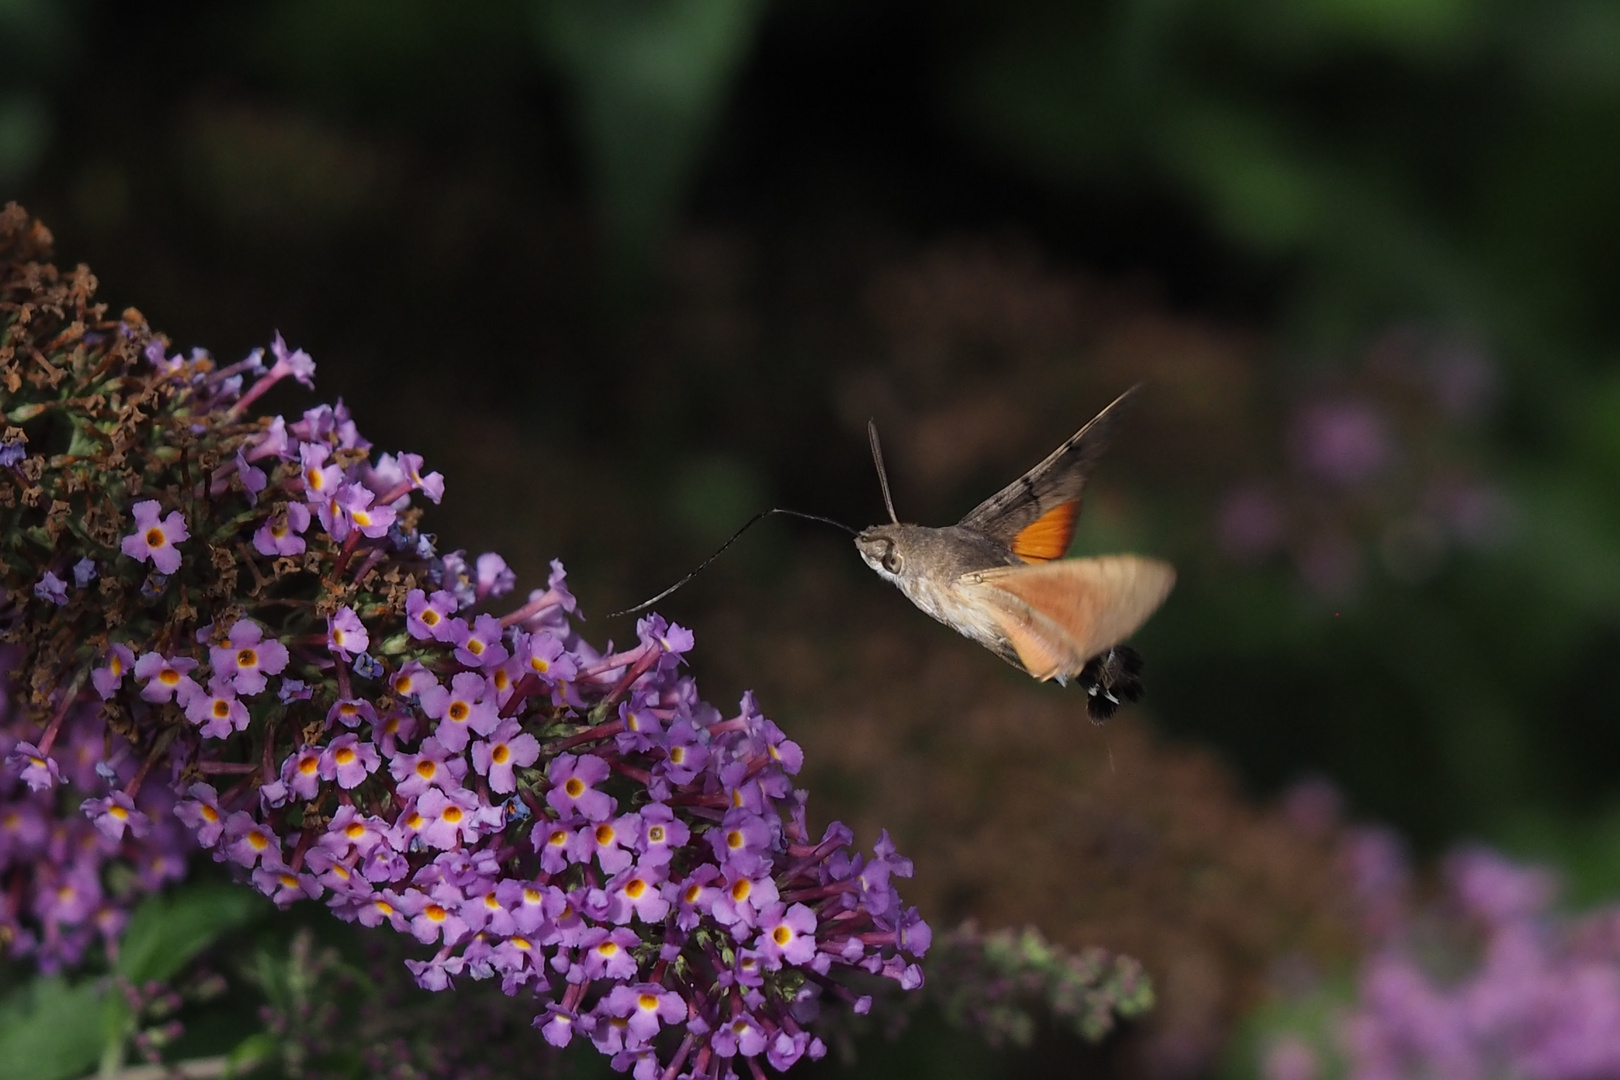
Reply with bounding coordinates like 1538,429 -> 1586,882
855,525 -> 908,581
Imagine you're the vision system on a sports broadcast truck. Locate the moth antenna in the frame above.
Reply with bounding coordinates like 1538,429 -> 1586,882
867,419 -> 899,524
606,508 -> 856,619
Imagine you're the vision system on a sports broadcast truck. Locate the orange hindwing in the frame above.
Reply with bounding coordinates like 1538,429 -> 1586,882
1010,501 -> 1079,563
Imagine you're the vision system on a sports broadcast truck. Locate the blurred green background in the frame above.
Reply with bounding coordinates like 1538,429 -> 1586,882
7,0 -> 1620,1074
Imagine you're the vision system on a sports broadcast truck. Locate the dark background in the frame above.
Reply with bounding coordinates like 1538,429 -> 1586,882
8,0 -> 1620,1074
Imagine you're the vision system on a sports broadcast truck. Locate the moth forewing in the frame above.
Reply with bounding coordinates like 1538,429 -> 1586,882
963,555 -> 1176,681
956,384 -> 1139,547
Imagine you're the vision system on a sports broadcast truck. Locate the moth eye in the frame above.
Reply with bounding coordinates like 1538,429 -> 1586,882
881,549 -> 903,574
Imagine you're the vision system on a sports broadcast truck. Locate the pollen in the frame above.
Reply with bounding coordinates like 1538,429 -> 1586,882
624,878 -> 647,899
512,936 -> 532,951
144,527 -> 166,547
201,805 -> 219,823
647,825 -> 665,843
684,883 -> 702,903
726,829 -> 745,850
547,829 -> 567,847
443,806 -> 463,824
280,873 -> 298,888
248,830 -> 269,851
493,670 -> 510,691
109,804 -> 129,821
492,744 -> 510,765
345,822 -> 365,839
626,712 -> 641,731
211,700 -> 230,719
730,879 -> 751,902
415,761 -> 436,779
523,887 -> 542,903
530,657 -> 549,673
597,941 -> 618,957
425,904 -> 447,922
772,925 -> 792,946
375,900 -> 395,916
594,824 -> 615,845
394,674 -> 415,693
159,669 -> 180,686
237,648 -> 258,667
638,993 -> 659,1011
484,893 -> 500,909
404,812 -> 425,830
299,756 -> 319,774
564,777 -> 585,798
334,747 -> 356,766
448,702 -> 469,722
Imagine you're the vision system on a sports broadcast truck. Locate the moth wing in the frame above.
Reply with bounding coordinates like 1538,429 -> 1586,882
956,385 -> 1138,550
961,555 -> 1175,682
1010,501 -> 1079,563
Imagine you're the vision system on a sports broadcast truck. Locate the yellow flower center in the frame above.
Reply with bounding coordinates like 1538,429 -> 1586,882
773,925 -> 792,946
564,777 -> 585,798
145,527 -> 166,548
492,745 -> 510,765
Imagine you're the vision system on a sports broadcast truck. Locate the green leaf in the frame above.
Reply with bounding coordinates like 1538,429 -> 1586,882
116,881 -> 267,985
0,976 -> 105,1080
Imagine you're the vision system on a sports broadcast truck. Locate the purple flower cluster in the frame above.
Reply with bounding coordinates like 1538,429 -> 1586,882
1214,328 -> 1508,598
0,227 -> 927,1080
1257,820 -> 1620,1080
0,651 -> 192,970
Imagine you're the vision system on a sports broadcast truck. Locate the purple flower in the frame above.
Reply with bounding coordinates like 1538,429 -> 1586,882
635,803 -> 689,866
389,738 -> 468,799
120,500 -> 189,574
546,753 -> 616,823
132,652 -> 199,704
6,740 -> 62,791
71,557 -> 97,587
81,792 -> 150,841
580,927 -> 641,980
603,983 -> 684,1042
251,501 -> 311,557
712,1013 -> 768,1058
209,619 -> 290,695
418,671 -> 498,753
327,606 -> 369,660
269,331 -> 316,386
405,589 -> 458,642
175,783 -> 226,846
33,570 -> 67,605
91,643 -> 136,699
184,680 -> 251,739
1291,398 -> 1391,486
756,903 -> 818,968
475,553 -> 515,601
471,720 -> 539,794
451,613 -> 509,669
0,438 -> 24,467
709,808 -> 774,877
319,734 -> 380,789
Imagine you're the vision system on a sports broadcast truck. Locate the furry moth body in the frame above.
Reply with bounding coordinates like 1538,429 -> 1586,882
855,387 -> 1174,719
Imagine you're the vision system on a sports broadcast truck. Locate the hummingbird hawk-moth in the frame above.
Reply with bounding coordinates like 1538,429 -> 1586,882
855,387 -> 1174,719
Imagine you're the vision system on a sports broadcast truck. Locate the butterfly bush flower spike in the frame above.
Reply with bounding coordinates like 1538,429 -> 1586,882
0,207 -> 925,1079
